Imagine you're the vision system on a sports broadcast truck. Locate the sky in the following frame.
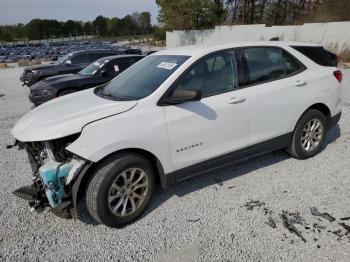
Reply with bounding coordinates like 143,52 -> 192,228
0,0 -> 159,25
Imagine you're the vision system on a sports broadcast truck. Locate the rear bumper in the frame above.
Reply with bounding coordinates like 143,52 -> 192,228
329,112 -> 341,130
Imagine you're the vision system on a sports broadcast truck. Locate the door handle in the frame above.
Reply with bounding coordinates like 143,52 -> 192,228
229,97 -> 246,104
295,80 -> 307,86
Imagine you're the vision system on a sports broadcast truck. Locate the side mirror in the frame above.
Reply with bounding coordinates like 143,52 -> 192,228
165,89 -> 202,105
65,60 -> 72,66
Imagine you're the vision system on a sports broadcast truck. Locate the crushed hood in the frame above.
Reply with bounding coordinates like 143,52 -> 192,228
12,88 -> 137,142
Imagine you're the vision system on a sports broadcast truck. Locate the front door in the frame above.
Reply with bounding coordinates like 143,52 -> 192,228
163,50 -> 249,171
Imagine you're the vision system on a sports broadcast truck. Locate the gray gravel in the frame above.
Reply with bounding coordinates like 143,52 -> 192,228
0,67 -> 350,262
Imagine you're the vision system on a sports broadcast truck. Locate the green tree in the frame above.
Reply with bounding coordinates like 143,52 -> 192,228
107,17 -> 121,36
92,15 -> 108,36
25,19 -> 44,40
139,12 -> 152,34
83,21 -> 94,35
156,0 -> 217,30
309,0 -> 350,22
120,15 -> 139,35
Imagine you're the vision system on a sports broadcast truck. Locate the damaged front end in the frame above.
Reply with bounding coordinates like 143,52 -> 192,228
10,134 -> 90,218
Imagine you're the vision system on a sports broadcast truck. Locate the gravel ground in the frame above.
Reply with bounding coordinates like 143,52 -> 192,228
0,67 -> 349,262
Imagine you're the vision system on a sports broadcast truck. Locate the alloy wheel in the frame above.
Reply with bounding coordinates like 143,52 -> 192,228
108,168 -> 149,217
301,118 -> 324,152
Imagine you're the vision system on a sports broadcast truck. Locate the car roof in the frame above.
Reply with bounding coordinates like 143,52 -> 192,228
70,49 -> 119,55
154,41 -> 323,57
95,54 -> 145,63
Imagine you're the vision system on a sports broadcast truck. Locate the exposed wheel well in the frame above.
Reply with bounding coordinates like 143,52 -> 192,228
307,103 -> 331,125
75,148 -> 165,202
292,103 -> 331,137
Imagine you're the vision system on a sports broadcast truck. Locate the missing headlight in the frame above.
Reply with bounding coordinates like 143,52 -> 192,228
50,133 -> 81,162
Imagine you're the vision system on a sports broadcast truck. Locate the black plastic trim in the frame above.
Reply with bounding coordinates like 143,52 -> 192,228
328,112 -> 341,131
70,162 -> 93,218
163,132 -> 293,188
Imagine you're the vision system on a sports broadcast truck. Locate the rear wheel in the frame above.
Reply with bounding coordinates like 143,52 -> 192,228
288,109 -> 327,159
86,153 -> 155,227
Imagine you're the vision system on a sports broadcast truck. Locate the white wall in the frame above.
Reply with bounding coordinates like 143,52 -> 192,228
166,22 -> 350,54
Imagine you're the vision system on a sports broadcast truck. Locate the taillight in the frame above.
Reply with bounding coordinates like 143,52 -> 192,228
333,70 -> 343,83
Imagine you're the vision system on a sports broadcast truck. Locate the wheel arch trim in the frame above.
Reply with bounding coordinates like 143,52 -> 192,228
292,103 -> 331,132
70,147 -> 170,217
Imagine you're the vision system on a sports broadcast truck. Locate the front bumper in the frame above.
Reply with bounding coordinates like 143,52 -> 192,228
21,71 -> 38,87
12,142 -> 90,218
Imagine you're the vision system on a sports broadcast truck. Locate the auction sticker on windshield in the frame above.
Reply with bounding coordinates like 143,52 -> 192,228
157,62 -> 177,70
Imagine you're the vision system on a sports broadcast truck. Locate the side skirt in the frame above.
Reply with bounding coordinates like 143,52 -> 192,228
165,133 -> 293,187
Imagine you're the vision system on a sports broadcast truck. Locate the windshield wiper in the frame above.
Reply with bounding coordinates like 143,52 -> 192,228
98,86 -> 123,101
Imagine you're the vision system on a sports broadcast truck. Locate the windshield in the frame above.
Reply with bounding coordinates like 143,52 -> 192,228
99,55 -> 189,100
55,53 -> 72,65
79,59 -> 109,75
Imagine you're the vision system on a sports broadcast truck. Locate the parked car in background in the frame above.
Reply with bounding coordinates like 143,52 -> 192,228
11,41 -> 342,227
28,55 -> 144,106
20,49 -> 120,87
123,48 -> 142,55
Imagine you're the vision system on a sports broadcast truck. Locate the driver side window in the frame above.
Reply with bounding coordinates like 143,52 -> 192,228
175,50 -> 238,97
71,54 -> 89,65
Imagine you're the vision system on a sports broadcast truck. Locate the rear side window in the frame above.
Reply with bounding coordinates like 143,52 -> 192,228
243,47 -> 303,86
292,46 -> 338,67
71,54 -> 90,64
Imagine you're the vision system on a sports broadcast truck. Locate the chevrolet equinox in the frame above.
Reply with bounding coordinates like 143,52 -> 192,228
11,42 -> 342,227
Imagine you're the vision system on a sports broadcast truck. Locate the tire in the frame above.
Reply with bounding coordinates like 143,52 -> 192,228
58,89 -> 77,96
288,109 -> 328,159
86,153 -> 155,228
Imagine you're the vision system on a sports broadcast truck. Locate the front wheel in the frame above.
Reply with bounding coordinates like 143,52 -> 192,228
86,153 -> 155,227
288,109 -> 328,159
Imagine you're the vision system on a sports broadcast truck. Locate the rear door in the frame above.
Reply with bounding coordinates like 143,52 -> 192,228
240,46 -> 311,145
163,50 -> 249,171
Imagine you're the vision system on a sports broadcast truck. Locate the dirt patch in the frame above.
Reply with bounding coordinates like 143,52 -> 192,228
243,200 -> 265,210
244,201 -> 350,246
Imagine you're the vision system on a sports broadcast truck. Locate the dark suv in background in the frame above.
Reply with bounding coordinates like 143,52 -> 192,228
20,49 -> 120,86
28,55 -> 144,106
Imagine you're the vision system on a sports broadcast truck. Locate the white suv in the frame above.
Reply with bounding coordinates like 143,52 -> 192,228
11,42 -> 342,227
